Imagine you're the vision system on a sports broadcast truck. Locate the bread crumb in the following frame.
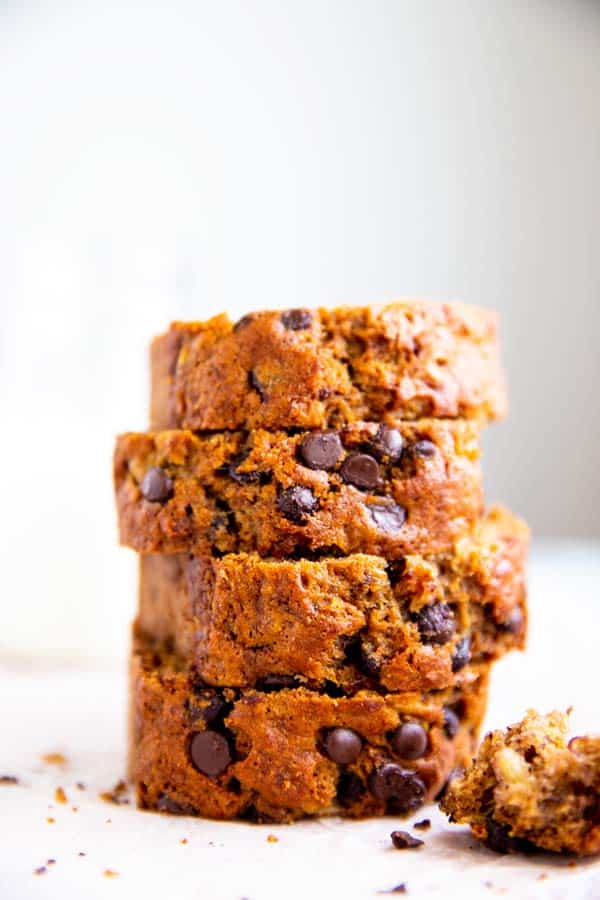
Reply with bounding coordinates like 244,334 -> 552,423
266,834 -> 279,843
103,869 -> 119,878
42,753 -> 67,766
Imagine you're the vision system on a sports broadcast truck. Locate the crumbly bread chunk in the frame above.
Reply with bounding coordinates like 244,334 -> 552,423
441,710 -> 600,856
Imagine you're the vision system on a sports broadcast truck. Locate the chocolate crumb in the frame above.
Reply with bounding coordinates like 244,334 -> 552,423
42,753 -> 67,766
377,885 -> 407,895
47,859 -> 56,866
391,830 -> 424,850
0,775 -> 19,785
413,818 -> 431,830
55,786 -> 67,804
33,866 -> 47,876
78,852 -> 86,857
76,781 -> 86,791
100,779 -> 129,805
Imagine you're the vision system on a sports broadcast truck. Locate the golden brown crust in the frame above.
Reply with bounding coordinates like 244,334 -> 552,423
130,634 -> 490,822
441,710 -> 600,856
137,508 -> 528,692
150,303 -> 507,430
114,419 -> 483,559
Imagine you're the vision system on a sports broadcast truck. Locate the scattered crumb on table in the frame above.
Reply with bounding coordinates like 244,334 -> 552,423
100,779 -> 129,805
391,830 -> 424,850
180,838 -> 188,845
42,753 -> 67,766
33,866 -> 47,876
47,859 -> 56,866
413,818 -> 431,831
103,869 -> 119,878
0,775 -> 19,785
46,817 -> 55,824
266,834 -> 279,843
55,786 -> 67,804
76,781 -> 86,791
377,884 -> 407,895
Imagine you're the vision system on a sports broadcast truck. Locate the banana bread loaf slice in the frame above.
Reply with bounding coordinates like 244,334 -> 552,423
137,507 -> 527,693
130,634 -> 490,823
114,419 -> 483,559
151,302 -> 506,430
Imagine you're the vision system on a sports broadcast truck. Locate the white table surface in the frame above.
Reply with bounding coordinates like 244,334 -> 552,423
1,541 -> 599,900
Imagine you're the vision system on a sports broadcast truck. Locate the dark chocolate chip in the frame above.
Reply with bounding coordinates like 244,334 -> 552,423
451,635 -> 471,672
189,731 -> 232,778
386,558 -> 407,586
322,728 -> 362,765
368,502 -> 407,533
414,602 -> 455,645
299,432 -> 343,470
156,794 -> 196,815
257,674 -> 301,692
336,771 -> 366,807
140,467 -> 174,503
341,453 -> 381,489
368,764 -> 426,813
390,830 -> 424,850
412,439 -> 437,458
233,314 -> 254,331
484,819 -> 536,855
413,818 -> 431,830
226,451 -> 269,485
500,607 -> 524,635
370,425 -> 404,463
248,370 -> 267,401
276,486 -> 318,523
443,707 -> 460,739
202,696 -> 231,725
390,722 -> 428,760
281,309 -> 312,330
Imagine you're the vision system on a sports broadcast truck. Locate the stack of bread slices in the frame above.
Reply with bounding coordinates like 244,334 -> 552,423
114,301 -> 528,823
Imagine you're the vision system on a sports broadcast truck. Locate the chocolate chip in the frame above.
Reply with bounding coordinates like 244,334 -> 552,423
370,425 -> 404,463
368,764 -> 426,813
233,314 -> 254,331
451,635 -> 471,672
390,722 -> 428,760
248,370 -> 267,401
257,674 -> 301,691
322,728 -> 362,764
276,486 -> 318,523
443,707 -> 460,739
336,772 -> 366,807
413,818 -> 431,831
368,502 -> 406,533
202,696 -> 230,725
386,558 -> 407,586
140,467 -> 174,503
484,819 -> 536,855
299,432 -> 343,470
500,607 -> 524,635
412,439 -> 437,458
414,602 -> 455,645
226,451 -> 269,485
156,794 -> 196,815
390,830 -> 424,850
189,731 -> 231,778
281,309 -> 312,330
341,453 -> 380,489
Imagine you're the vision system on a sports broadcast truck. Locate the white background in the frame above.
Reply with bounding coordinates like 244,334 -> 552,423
0,0 -> 599,660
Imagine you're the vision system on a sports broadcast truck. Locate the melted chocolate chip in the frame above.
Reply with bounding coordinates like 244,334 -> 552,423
368,503 -> 407,533
248,370 -> 267,401
341,453 -> 380,489
443,707 -> 460,739
390,722 -> 428,760
391,830 -> 424,850
368,764 -> 426,813
299,432 -> 343,470
227,451 -> 269,485
414,603 -> 455,645
257,674 -> 301,692
336,771 -> 366,807
189,731 -> 232,778
276,486 -> 318,523
451,635 -> 471,672
156,794 -> 196,815
281,309 -> 312,330
140,467 -> 174,503
322,728 -> 362,764
412,439 -> 437,458
370,425 -> 404,463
